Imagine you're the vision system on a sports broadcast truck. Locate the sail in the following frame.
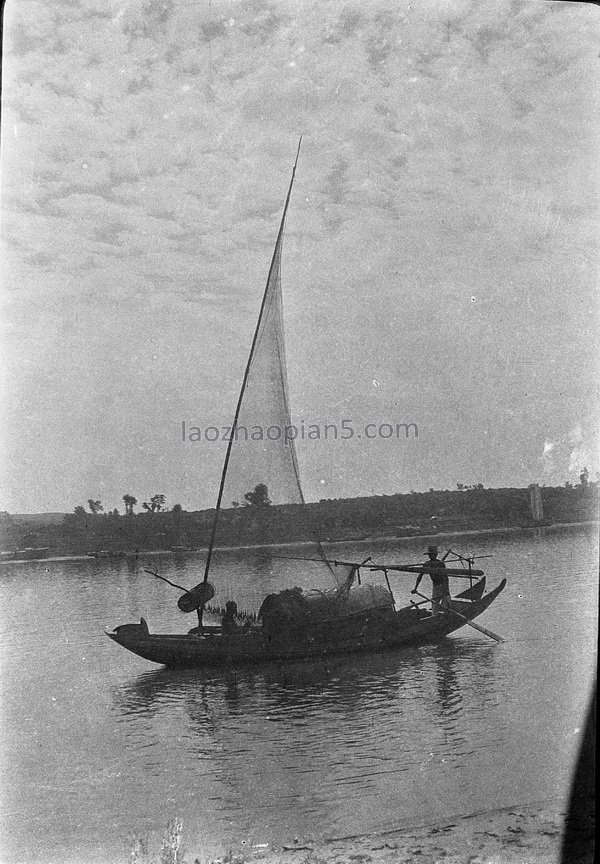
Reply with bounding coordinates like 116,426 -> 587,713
227,229 -> 303,508
202,144 -> 336,585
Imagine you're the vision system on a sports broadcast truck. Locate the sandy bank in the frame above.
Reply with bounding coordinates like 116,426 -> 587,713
201,801 -> 577,864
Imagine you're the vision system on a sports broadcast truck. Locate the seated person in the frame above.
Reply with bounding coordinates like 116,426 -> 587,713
221,600 -> 239,635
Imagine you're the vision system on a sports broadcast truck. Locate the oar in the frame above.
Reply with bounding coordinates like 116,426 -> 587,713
392,565 -> 483,577
262,553 -> 428,570
413,590 -> 504,643
263,554 -> 481,577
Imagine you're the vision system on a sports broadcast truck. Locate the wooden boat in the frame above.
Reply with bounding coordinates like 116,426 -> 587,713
107,576 -> 505,667
108,143 -> 505,668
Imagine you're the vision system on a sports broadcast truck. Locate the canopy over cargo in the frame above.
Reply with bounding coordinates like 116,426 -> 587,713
258,583 -> 394,628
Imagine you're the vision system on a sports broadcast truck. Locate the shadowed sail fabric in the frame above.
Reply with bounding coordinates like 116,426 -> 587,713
202,146 -> 337,588
224,231 -> 302,509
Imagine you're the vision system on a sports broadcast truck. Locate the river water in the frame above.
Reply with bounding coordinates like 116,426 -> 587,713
0,525 -> 597,863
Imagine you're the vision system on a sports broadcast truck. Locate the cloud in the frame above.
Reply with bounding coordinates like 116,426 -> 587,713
541,423 -> 598,483
1,0 -> 599,509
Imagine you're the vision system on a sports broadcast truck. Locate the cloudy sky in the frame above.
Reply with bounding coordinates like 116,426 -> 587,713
1,0 -> 598,513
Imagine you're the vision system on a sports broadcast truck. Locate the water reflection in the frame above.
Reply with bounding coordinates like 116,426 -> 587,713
115,648 -> 416,713
110,639 -> 509,843
430,642 -> 464,740
114,639 -> 498,766
419,641 -> 500,763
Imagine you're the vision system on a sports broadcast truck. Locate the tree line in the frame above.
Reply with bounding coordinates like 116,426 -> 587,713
1,481 -> 597,556
82,493 -> 169,516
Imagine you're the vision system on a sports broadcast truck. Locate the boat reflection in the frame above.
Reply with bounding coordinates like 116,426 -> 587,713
113,637 -> 499,728
421,640 -> 499,763
111,638 -> 502,843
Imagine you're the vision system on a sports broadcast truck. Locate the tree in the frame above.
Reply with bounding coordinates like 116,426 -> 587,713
142,494 -> 167,513
88,499 -> 103,515
122,494 -> 137,516
243,483 -> 271,507
151,494 -> 166,512
73,505 -> 87,518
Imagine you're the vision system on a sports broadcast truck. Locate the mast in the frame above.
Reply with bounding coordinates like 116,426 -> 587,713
200,138 -> 303,592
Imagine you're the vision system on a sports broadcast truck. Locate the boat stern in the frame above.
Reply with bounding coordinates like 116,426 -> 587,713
107,617 -> 149,645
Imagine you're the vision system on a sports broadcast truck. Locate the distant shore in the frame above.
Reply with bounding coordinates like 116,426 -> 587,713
3,483 -> 597,562
4,519 -> 598,565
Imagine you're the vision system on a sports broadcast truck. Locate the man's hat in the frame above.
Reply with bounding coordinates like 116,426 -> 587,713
426,545 -> 439,555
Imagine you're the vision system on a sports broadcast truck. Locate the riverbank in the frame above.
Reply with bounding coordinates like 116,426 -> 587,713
3,520 -> 598,565
286,801 -> 566,864
2,484 -> 597,559
147,799 -> 579,864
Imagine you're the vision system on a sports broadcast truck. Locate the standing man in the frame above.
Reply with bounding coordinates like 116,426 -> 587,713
411,545 -> 450,615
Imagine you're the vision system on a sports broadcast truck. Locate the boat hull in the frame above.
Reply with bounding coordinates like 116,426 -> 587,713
107,578 -> 505,668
